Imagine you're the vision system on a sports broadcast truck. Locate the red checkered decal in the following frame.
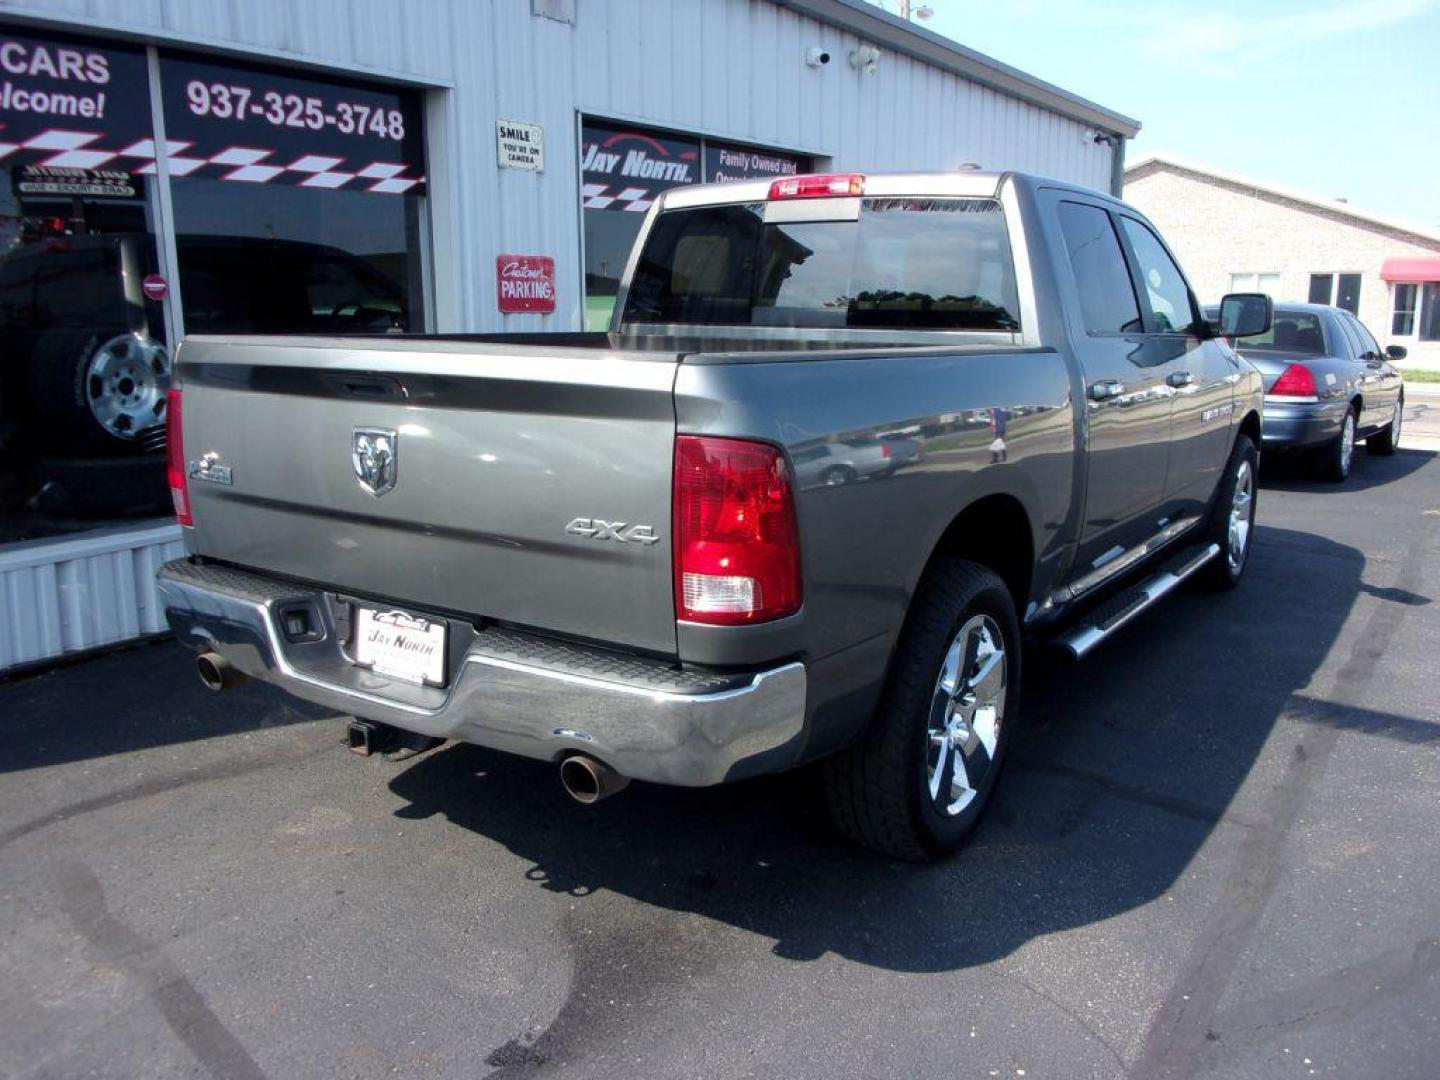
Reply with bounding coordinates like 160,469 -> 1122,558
0,128 -> 424,194
582,182 -> 654,212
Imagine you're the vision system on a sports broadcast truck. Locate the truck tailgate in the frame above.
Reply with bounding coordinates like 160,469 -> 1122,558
177,336 -> 679,655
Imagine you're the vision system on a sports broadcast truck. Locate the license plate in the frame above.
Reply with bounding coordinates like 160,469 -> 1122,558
352,606 -> 447,686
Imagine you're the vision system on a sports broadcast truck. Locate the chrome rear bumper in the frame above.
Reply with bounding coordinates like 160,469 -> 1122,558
156,558 -> 807,786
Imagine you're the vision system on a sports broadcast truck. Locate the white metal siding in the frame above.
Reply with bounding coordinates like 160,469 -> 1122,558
0,524 -> 185,670
0,0 -> 1119,334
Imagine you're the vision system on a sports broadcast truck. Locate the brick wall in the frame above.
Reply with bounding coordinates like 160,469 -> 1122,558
1124,164 -> 1440,370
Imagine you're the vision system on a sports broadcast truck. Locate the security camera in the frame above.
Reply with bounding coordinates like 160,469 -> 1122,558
806,47 -> 831,67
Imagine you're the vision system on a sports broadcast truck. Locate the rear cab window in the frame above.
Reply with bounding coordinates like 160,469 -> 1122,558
622,198 -> 1020,332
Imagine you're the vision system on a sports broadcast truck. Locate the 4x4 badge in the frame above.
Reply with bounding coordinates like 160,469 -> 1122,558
352,428 -> 398,497
566,518 -> 660,545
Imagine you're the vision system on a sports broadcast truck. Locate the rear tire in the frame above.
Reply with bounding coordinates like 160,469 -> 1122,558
1318,406 -> 1356,483
1366,395 -> 1403,456
823,560 -> 1019,861
821,465 -> 855,487
1198,434 -> 1258,591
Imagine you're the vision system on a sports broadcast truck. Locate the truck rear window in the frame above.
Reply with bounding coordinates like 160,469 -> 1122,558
621,198 -> 1020,331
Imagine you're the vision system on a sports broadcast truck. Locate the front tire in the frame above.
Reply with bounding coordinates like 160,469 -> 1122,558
1318,405 -> 1357,482
823,561 -> 1020,861
1199,434 -> 1258,590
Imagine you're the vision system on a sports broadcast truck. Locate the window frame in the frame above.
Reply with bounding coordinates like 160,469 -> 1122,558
1392,282 -> 1419,337
1420,282 -> 1440,344
1335,272 -> 1362,315
1055,199 -> 1145,338
1347,315 -> 1382,361
1229,271 -> 1280,295
1115,213 -> 1202,336
1332,310 -> 1365,360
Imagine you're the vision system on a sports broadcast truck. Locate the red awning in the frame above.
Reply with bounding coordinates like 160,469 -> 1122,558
1381,256 -> 1440,282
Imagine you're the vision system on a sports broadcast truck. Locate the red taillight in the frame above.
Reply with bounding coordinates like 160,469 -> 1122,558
1270,363 -> 1318,398
768,173 -> 865,200
165,387 -> 192,526
673,435 -> 802,625
880,441 -> 892,459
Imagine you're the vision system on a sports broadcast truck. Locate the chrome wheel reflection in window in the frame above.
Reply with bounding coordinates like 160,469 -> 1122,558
926,614 -> 1006,816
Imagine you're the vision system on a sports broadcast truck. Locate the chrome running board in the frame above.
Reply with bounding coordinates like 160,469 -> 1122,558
1056,542 -> 1220,660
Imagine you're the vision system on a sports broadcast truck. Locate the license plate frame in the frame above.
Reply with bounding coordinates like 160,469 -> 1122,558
351,605 -> 448,688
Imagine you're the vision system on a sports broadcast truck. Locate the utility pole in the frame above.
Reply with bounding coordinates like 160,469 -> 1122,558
896,0 -> 934,22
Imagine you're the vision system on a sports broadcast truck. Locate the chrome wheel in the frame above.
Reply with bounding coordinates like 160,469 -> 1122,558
1338,411 -> 1355,475
85,333 -> 169,440
1227,459 -> 1254,573
926,614 -> 1006,816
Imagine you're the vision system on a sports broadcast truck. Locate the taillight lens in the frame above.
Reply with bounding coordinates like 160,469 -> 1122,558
165,387 -> 192,526
880,441 -> 892,459
673,435 -> 801,625
768,173 -> 865,200
1270,363 -> 1318,398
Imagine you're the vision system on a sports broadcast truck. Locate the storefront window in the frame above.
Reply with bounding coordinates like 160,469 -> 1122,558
580,120 -> 809,330
581,122 -> 699,330
159,53 -> 428,335
0,27 -> 170,537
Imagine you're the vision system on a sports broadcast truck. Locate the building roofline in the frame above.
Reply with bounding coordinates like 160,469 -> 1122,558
776,0 -> 1141,139
1125,151 -> 1440,247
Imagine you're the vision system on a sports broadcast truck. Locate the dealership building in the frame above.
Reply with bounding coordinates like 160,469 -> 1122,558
1125,153 -> 1440,370
0,0 -> 1138,671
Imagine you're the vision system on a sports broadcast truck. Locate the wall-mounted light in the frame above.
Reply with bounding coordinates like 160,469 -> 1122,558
849,45 -> 880,76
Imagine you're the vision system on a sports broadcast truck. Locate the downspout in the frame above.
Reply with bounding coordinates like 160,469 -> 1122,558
1109,133 -> 1128,197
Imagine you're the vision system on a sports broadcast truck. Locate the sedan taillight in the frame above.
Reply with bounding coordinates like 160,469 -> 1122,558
673,435 -> 801,625
1270,364 -> 1318,398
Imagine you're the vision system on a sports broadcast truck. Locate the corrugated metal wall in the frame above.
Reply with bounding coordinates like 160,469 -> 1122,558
0,524 -> 185,670
0,0 -> 1120,671
0,0 -> 1118,333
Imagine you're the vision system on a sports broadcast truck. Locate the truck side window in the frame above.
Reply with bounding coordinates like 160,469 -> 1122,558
1117,217 -> 1195,334
1057,201 -> 1142,335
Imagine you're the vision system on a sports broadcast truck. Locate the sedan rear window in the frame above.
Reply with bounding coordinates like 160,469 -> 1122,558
1220,310 -> 1327,354
622,198 -> 1020,331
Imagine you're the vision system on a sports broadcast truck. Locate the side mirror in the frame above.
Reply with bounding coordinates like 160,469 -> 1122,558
1386,344 -> 1408,361
1213,292 -> 1273,339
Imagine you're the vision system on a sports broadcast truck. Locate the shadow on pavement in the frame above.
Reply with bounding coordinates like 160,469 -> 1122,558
387,525 -> 1370,974
1259,443 -> 1434,492
0,640 -> 328,774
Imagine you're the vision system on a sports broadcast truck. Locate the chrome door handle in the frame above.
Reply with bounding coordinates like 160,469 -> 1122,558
1166,370 -> 1194,388
1088,379 -> 1124,401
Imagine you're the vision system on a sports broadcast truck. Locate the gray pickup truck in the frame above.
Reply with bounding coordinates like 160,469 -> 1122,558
157,170 -> 1268,859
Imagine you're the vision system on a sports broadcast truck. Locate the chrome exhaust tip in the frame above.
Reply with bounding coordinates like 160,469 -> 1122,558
558,754 -> 630,805
196,651 -> 247,692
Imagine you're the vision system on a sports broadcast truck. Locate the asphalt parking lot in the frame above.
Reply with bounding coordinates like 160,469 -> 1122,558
3,441 -> 1439,1080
